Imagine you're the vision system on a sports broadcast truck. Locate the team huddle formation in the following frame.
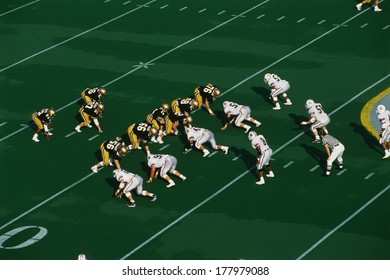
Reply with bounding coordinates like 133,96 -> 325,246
31,74 -> 390,207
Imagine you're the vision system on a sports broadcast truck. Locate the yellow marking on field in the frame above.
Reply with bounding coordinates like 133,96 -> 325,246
360,87 -> 390,140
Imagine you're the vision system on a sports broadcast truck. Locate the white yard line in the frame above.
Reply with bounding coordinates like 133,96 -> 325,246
0,0 -> 40,17
119,75 -> 390,259
296,184 -> 390,260
0,0 -> 270,142
208,151 -> 218,157
283,161 -> 294,168
336,169 -> 347,176
309,165 -> 320,172
364,172 -> 375,180
0,0 -> 157,74
0,122 -> 7,127
88,135 -> 100,141
159,144 -> 170,151
232,154 -> 242,161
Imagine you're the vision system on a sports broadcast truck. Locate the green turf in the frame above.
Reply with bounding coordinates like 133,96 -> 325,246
0,0 -> 389,260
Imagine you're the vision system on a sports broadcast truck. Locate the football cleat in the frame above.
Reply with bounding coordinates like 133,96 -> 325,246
151,194 -> 157,201
203,149 -> 210,157
374,6 -> 382,12
46,132 -> 53,136
75,126 -> 81,133
256,177 -> 265,185
127,202 -> 136,208
266,171 -> 275,178
356,3 -> 362,10
312,138 -> 321,144
255,121 -> 261,127
284,100 -> 292,106
167,181 -> 175,188
32,135 -> 40,142
272,104 -> 281,110
245,126 -> 251,133
91,166 -> 98,173
221,146 -> 229,154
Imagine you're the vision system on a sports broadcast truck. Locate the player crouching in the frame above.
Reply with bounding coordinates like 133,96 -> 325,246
113,169 -> 157,208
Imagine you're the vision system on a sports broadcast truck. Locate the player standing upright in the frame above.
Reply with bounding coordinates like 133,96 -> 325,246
376,104 -> 390,159
264,73 -> 292,110
248,131 -> 274,185
32,107 -> 56,142
300,99 -> 330,143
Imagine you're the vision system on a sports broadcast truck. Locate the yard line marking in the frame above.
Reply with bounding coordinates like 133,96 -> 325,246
310,165 -> 320,172
218,10 -> 226,15
160,4 -> 168,9
0,173 -> 96,232
317,20 -> 326,25
0,4 -> 383,143
364,172 -> 375,180
208,151 -> 218,157
120,75 -> 390,259
333,24 -> 348,27
336,169 -> 347,176
383,25 -> 390,30
232,154 -> 242,161
123,1 -> 132,5
0,0 -> 157,74
0,122 -> 8,127
65,131 -> 77,138
198,8 -> 207,13
88,135 -> 99,141
0,0 -> 40,17
257,14 -> 265,19
297,18 -> 306,23
277,16 -> 285,21
296,184 -> 390,260
232,14 -> 246,18
360,23 -> 368,28
104,0 -> 111,3
159,144 -> 170,151
283,161 -> 294,168
179,6 -> 187,11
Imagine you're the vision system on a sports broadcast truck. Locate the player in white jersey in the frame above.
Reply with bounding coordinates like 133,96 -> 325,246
221,101 -> 261,133
319,131 -> 345,176
248,131 -> 274,185
113,169 -> 157,207
376,104 -> 390,159
264,73 -> 293,110
185,126 -> 229,157
300,99 -> 331,143
146,154 -> 187,188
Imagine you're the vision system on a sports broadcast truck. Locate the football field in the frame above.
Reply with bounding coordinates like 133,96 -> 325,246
0,0 -> 389,260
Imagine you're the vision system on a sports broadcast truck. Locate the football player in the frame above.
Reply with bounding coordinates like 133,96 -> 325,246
146,103 -> 169,144
91,137 -> 128,173
32,107 -> 56,142
113,169 -> 157,208
185,126 -> 229,157
146,154 -> 187,188
127,122 -> 158,156
264,73 -> 292,110
171,97 -> 199,116
248,131 -> 274,185
319,131 -> 345,176
300,99 -> 330,143
81,87 -> 107,105
221,101 -> 261,133
194,83 -> 221,116
376,104 -> 390,159
75,101 -> 104,133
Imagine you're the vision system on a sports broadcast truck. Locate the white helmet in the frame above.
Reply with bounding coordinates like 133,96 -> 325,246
305,99 -> 314,109
248,131 -> 257,141
264,73 -> 271,84
223,101 -> 229,108
376,104 -> 386,114
113,169 -> 120,178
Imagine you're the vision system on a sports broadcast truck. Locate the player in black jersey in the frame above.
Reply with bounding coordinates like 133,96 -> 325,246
75,101 -> 104,133
194,83 -> 221,116
32,107 -> 56,142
